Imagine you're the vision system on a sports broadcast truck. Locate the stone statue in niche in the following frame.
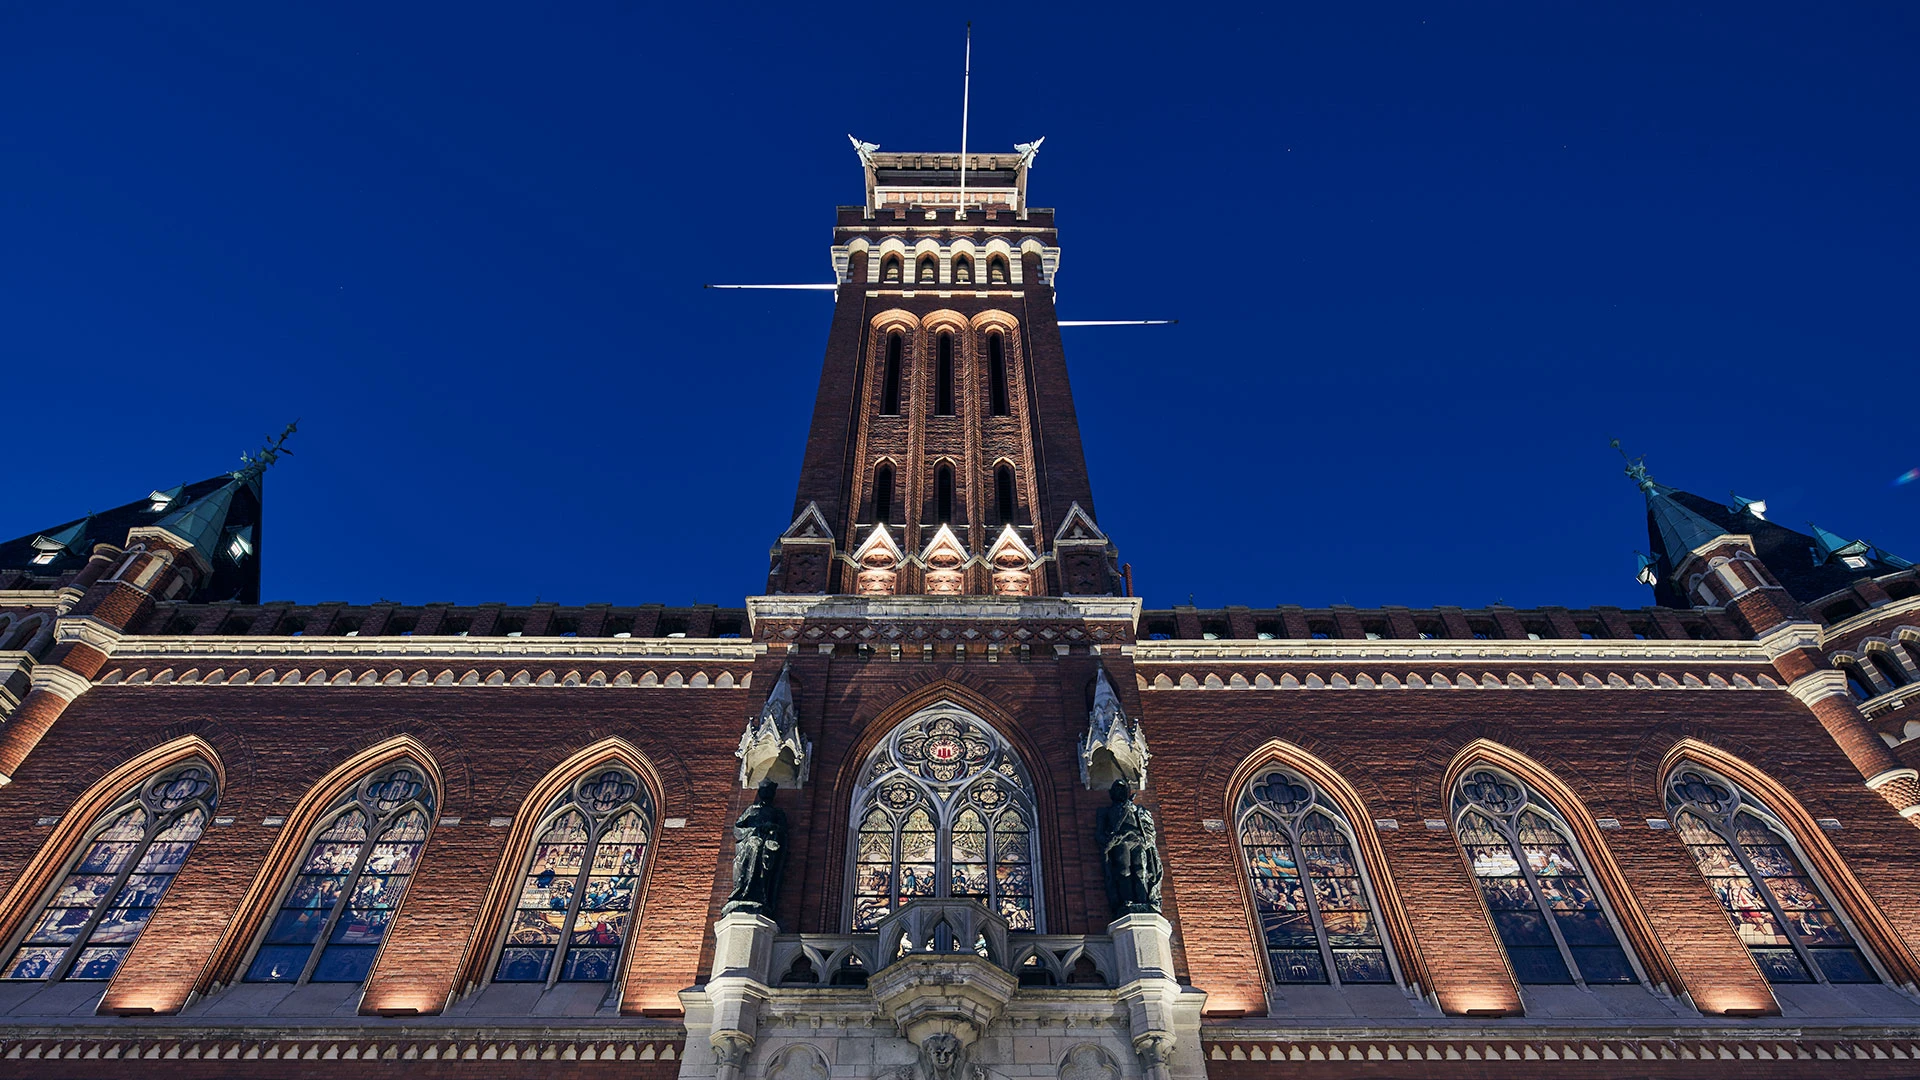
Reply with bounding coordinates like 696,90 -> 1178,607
723,780 -> 788,917
1096,779 -> 1162,916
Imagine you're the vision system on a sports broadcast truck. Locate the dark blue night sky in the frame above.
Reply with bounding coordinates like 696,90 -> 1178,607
3,4 -> 1915,611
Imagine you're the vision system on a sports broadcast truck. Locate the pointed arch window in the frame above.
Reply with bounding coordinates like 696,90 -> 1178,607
935,463 -> 955,524
494,767 -> 654,985
995,464 -> 1017,526
881,333 -> 903,415
935,333 -> 955,416
1866,650 -> 1908,689
1453,766 -> 1638,985
917,255 -> 939,284
881,254 -> 903,284
3,761 -> 217,981
953,255 -> 974,284
988,255 -> 1009,284
848,707 -> 1040,932
987,334 -> 1010,416
243,763 -> 435,984
1667,763 -> 1878,984
1236,765 -> 1395,985
873,463 -> 895,524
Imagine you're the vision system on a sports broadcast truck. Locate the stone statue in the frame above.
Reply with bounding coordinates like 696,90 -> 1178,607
723,780 -> 788,917
887,1033 -> 986,1080
1096,779 -> 1162,916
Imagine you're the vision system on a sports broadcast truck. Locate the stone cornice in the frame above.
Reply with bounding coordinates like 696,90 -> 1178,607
29,664 -> 93,703
54,616 -> 126,654
103,636 -> 763,665
1132,639 -> 1770,665
1786,669 -> 1852,706
1756,621 -> 1823,660
0,587 -> 85,613
745,594 -> 1142,626
1824,594 -> 1920,644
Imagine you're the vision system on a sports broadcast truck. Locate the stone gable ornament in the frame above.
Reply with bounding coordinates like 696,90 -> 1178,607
1096,779 -> 1162,916
1079,666 -> 1149,790
736,657 -> 810,788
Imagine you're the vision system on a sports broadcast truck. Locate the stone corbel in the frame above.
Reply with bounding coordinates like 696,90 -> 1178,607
29,664 -> 93,705
1080,666 -> 1150,789
736,657 -> 809,788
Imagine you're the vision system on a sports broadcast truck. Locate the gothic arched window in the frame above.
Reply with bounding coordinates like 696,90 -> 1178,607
1236,765 -> 1395,985
988,254 -> 1009,284
1452,766 -> 1638,986
995,464 -> 1016,526
1666,762 -> 1878,984
987,333 -> 1010,417
935,333 -> 955,416
848,706 -> 1040,932
881,333 -> 903,415
243,762 -> 436,984
873,463 -> 895,524
881,254 -> 903,283
935,464 -> 955,524
917,255 -> 939,284
954,255 -> 973,284
3,760 -> 217,982
494,767 -> 654,985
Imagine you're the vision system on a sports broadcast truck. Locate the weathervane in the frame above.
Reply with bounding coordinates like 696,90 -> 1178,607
1610,438 -> 1657,492
233,421 -> 299,483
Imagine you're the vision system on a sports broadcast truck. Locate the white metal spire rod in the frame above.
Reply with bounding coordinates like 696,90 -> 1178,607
1057,320 -> 1179,326
704,283 -> 839,290
958,23 -> 971,218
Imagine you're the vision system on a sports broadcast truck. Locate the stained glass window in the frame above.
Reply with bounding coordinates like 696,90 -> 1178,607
846,707 -> 1040,931
243,763 -> 435,985
1452,766 -> 1638,986
3,761 -> 217,982
1666,763 -> 1878,985
1236,765 -> 1395,986
494,767 -> 653,986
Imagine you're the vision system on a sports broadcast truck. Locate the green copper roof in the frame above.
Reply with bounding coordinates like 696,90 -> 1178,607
33,518 -> 91,554
1644,482 -> 1729,564
1807,521 -> 1870,564
153,479 -> 243,565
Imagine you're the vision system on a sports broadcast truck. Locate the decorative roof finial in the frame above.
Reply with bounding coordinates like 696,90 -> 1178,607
1014,136 -> 1045,169
847,134 -> 879,169
233,421 -> 299,485
1610,438 -> 1657,493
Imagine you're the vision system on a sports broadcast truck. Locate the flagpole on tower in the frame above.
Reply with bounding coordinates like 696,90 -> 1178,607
958,22 -> 971,219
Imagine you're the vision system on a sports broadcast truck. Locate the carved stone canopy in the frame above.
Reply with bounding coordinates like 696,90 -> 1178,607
1080,666 -> 1149,790
737,656 -> 810,788
867,899 -> 1018,1048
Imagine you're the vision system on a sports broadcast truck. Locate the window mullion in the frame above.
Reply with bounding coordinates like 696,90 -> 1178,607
550,819 -> 600,989
1291,823 -> 1339,987
1721,811 -> 1823,984
52,803 -> 152,981
1506,815 -> 1585,988
301,807 -> 379,985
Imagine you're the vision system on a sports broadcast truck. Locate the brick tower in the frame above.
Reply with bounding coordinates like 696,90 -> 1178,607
768,140 -> 1121,600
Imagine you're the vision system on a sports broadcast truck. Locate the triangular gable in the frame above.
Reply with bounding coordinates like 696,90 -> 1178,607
985,524 -> 1037,566
1052,502 -> 1108,546
780,501 -> 835,542
851,523 -> 906,566
920,523 -> 970,563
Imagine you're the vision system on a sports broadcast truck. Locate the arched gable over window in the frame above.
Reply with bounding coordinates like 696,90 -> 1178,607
1452,765 -> 1639,986
881,254 -> 903,284
2,760 -> 217,981
1666,761 -> 1880,984
493,766 -> 654,986
1236,764 -> 1395,986
243,761 -> 436,985
847,705 -> 1039,932
881,333 -> 904,416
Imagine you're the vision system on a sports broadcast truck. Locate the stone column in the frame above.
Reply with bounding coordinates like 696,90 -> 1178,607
1787,670 -> 1920,824
1109,912 -> 1207,1080
681,911 -> 776,1080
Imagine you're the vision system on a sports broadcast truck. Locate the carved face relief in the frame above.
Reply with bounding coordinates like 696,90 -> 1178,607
921,1033 -> 964,1080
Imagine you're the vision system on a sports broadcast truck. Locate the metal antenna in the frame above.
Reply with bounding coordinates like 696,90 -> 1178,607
958,23 -> 972,219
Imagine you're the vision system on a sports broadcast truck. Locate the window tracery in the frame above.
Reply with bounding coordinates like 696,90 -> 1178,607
244,762 -> 435,984
1666,763 -> 1878,984
848,707 -> 1039,932
494,766 -> 654,985
1452,766 -> 1637,986
3,761 -> 217,981
1235,765 -> 1394,985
